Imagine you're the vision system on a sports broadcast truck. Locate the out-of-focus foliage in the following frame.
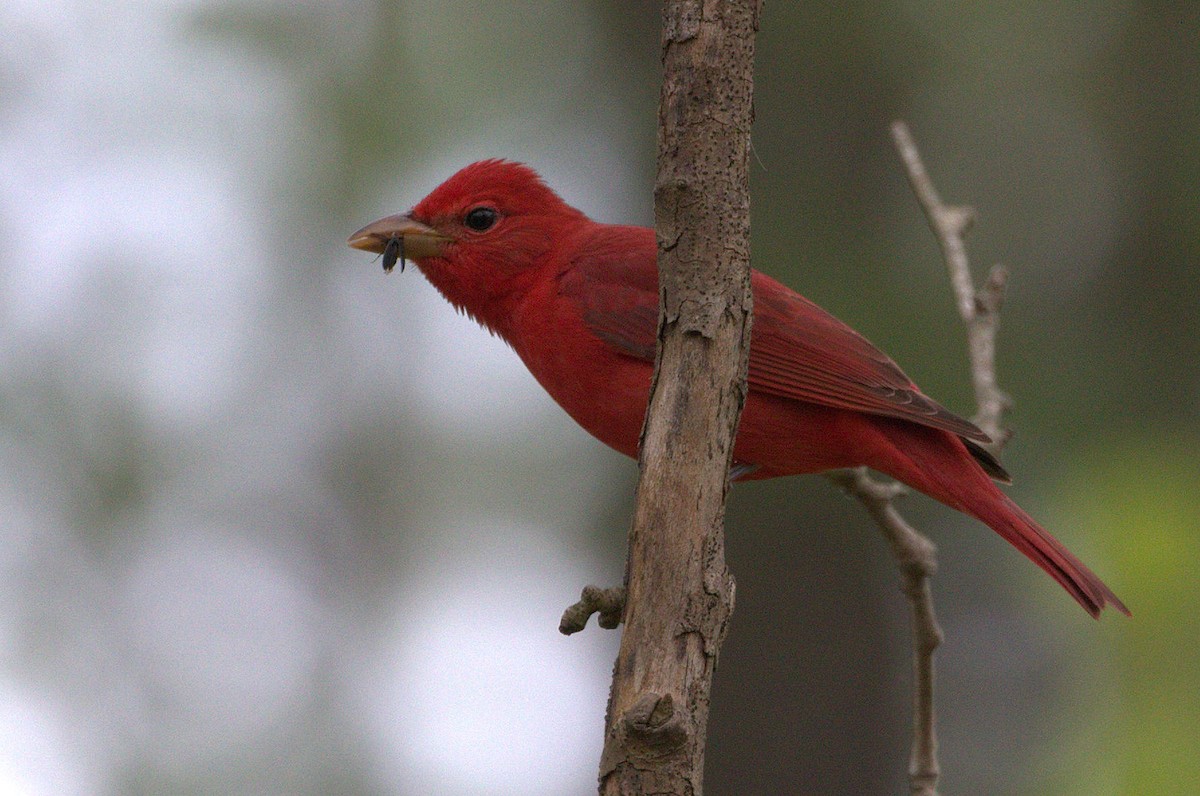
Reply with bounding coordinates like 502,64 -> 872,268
0,2 -> 1195,794
1040,434 -> 1200,795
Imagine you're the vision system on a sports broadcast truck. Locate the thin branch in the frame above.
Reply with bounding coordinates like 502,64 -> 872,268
891,120 -> 1012,445
826,468 -> 942,795
828,122 -> 1014,796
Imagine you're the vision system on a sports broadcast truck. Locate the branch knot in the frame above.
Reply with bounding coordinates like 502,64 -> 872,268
559,585 -> 626,635
625,692 -> 689,752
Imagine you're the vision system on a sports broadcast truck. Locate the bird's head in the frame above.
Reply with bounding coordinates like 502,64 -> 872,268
348,160 -> 587,331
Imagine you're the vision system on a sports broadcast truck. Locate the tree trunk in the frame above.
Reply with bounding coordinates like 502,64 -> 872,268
598,2 -> 760,793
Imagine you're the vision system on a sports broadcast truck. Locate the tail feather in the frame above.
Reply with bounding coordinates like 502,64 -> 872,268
871,420 -> 1129,618
971,491 -> 1129,618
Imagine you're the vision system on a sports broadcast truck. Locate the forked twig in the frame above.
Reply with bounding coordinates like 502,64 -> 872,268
828,121 -> 1013,796
890,121 -> 1011,444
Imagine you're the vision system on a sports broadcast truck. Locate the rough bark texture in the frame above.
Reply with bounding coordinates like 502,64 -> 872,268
598,2 -> 760,794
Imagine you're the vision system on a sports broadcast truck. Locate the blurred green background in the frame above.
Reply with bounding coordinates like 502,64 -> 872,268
1,2 -> 1196,794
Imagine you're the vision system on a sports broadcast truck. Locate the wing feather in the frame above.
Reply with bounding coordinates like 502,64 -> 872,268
559,226 -> 994,448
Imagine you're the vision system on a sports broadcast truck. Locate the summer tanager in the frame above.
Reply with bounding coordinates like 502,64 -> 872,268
348,159 -> 1127,618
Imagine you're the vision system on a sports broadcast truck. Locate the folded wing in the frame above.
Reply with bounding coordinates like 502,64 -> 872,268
560,226 -> 1006,479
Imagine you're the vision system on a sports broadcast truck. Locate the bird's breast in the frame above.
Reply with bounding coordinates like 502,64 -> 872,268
508,290 -> 652,459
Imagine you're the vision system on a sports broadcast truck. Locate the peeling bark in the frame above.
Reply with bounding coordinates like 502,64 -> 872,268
598,2 -> 760,793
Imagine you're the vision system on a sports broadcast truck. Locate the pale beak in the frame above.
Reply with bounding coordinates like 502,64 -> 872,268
347,214 -> 451,272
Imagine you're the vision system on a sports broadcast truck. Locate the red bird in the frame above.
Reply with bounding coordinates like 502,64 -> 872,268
348,160 -> 1127,618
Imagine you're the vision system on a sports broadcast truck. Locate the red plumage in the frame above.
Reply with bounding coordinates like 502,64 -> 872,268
349,160 -> 1127,618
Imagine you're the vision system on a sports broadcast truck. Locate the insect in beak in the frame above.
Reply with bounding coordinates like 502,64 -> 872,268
382,235 -> 405,274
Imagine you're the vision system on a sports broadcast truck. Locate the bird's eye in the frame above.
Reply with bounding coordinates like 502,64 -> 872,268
464,206 -> 499,232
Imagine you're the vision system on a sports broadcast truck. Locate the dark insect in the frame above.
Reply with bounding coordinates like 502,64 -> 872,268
382,235 -> 405,274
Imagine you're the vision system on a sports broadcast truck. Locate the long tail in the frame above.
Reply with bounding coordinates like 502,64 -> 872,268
870,420 -> 1129,618
965,488 -> 1129,618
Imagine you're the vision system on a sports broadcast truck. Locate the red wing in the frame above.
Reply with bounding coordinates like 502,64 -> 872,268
558,225 -> 661,360
749,271 -> 991,442
560,226 -> 991,445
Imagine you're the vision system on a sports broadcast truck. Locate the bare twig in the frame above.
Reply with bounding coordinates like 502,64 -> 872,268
891,120 -> 1012,445
828,122 -> 1014,796
826,468 -> 942,795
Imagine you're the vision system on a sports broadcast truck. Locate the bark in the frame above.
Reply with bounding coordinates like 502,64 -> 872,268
597,2 -> 760,794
